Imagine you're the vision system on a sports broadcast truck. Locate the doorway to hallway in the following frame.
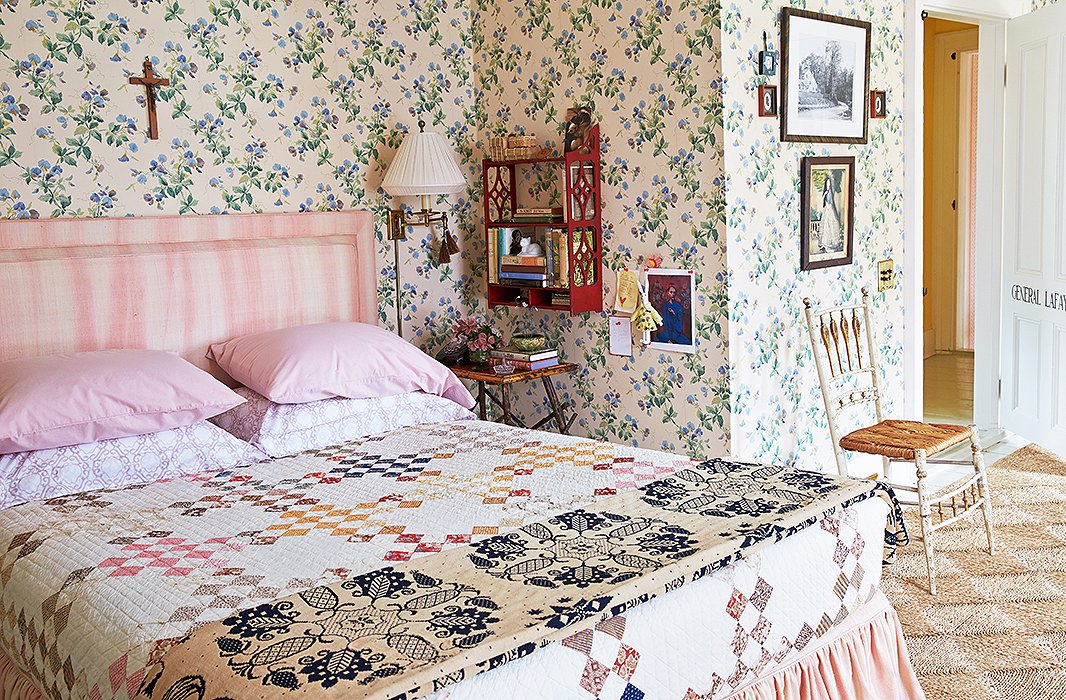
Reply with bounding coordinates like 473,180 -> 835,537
922,17 -> 979,427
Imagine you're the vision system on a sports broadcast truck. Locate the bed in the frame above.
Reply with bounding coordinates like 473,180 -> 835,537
0,213 -> 922,700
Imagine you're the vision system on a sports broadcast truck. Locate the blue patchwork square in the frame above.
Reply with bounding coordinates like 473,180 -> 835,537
620,684 -> 644,700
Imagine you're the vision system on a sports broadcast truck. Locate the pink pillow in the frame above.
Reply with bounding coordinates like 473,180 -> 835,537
207,322 -> 476,408
0,350 -> 246,454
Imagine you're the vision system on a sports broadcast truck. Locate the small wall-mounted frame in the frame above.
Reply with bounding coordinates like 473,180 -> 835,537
759,50 -> 778,76
758,84 -> 779,117
870,90 -> 887,119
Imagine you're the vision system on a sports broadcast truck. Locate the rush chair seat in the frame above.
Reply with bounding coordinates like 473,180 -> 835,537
803,289 -> 994,595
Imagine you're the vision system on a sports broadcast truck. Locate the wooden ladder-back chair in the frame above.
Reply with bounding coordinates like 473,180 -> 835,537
802,288 -> 994,594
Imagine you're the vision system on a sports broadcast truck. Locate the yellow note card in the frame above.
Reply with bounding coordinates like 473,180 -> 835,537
614,269 -> 640,314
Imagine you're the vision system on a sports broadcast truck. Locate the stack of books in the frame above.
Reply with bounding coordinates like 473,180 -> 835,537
488,346 -> 559,371
498,254 -> 549,287
511,207 -> 563,224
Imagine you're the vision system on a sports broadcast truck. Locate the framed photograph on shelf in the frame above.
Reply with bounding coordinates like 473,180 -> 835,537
780,8 -> 871,143
643,268 -> 696,354
800,156 -> 855,270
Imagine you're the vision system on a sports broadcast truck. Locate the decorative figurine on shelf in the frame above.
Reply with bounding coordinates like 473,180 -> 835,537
564,107 -> 594,153
518,235 -> 544,257
453,317 -> 503,368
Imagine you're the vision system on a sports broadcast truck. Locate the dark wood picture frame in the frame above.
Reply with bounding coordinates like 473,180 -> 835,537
870,90 -> 887,118
758,84 -> 778,117
800,156 -> 855,270
781,8 -> 872,143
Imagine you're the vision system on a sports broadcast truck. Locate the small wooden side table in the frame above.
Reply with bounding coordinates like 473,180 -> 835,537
450,362 -> 578,434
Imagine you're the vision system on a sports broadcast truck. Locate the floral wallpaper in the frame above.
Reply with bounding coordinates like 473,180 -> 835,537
723,0 -> 907,471
473,0 -> 730,458
1,0 -> 913,469
0,0 -> 483,338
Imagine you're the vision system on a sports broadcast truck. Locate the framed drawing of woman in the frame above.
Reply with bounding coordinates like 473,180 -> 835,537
800,156 -> 854,270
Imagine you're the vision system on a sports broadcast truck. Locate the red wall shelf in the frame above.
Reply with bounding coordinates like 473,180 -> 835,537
481,125 -> 603,315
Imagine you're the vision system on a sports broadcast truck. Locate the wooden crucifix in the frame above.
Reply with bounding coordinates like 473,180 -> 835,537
128,57 -> 169,140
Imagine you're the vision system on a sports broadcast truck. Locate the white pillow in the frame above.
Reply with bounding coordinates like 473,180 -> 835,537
0,421 -> 265,510
212,387 -> 475,458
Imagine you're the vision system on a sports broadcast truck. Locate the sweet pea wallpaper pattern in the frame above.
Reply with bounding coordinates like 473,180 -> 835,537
0,0 -> 483,335
475,0 -> 730,458
0,0 -> 909,470
723,0 -> 907,469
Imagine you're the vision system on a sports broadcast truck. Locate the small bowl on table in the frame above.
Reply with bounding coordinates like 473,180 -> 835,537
510,334 -> 547,352
492,361 -> 516,376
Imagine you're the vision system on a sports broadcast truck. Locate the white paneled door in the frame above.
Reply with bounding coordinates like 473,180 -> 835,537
1001,2 -> 1066,454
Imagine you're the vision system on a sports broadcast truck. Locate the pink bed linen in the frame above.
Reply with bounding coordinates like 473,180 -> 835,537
0,649 -> 43,700
725,592 -> 924,700
0,594 -> 922,700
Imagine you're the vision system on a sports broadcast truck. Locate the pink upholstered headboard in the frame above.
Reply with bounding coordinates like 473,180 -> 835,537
0,211 -> 377,379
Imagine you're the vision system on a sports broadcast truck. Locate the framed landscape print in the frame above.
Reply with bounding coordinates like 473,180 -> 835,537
800,156 -> 854,270
644,268 -> 696,354
781,8 -> 871,143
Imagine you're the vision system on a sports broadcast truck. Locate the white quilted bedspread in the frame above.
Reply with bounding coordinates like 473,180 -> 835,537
0,420 -> 887,700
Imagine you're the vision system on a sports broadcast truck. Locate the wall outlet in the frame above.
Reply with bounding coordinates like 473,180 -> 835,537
877,259 -> 895,291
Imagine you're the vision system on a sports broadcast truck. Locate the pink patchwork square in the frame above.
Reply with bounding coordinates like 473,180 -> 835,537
751,615 -> 771,644
580,658 -> 610,696
613,644 -> 640,680
750,578 -> 773,611
384,551 -> 411,561
726,589 -> 747,620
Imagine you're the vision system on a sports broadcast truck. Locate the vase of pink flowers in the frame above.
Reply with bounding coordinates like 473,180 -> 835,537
454,318 -> 502,368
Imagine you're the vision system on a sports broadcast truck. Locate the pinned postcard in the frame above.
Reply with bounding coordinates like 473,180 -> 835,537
608,315 -> 633,357
614,269 -> 640,315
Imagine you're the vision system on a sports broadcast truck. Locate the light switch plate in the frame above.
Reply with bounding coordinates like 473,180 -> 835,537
877,259 -> 895,291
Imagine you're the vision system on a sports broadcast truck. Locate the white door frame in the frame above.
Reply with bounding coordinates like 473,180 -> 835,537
903,0 -> 1025,429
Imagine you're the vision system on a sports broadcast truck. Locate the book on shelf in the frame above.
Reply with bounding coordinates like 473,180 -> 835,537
515,207 -> 563,216
491,347 -> 559,362
500,255 -> 545,266
498,278 -> 549,288
502,266 -> 547,275
488,357 -> 560,371
550,293 -> 570,306
549,228 -> 570,288
499,270 -> 548,281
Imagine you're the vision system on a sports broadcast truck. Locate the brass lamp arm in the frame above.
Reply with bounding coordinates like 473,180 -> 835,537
387,208 -> 449,241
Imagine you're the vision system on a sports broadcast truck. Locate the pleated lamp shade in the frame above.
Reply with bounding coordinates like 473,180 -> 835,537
382,124 -> 466,197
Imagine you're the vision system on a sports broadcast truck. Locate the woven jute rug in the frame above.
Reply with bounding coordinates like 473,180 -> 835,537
884,444 -> 1066,700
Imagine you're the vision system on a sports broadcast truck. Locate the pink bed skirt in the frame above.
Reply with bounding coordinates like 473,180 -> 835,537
0,592 -> 922,700
726,590 -> 925,700
0,650 -> 42,700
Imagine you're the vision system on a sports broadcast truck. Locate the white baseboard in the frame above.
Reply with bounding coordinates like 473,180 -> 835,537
923,329 -> 936,359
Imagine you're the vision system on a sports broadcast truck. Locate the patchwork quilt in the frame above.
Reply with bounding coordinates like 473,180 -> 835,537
0,421 -> 903,700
